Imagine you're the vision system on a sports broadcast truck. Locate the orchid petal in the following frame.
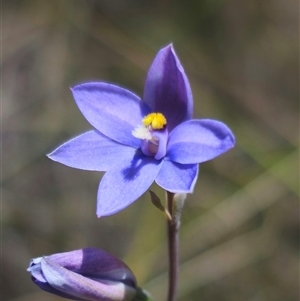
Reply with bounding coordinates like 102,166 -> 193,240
48,131 -> 136,171
72,83 -> 151,148
41,258 -> 136,301
28,258 -> 89,301
45,248 -> 136,287
32,280 -> 83,301
167,119 -> 235,164
156,161 -> 199,193
143,44 -> 193,131
97,152 -> 163,217
153,127 -> 168,160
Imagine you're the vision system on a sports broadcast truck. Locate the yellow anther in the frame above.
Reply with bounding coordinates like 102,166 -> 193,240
142,113 -> 167,130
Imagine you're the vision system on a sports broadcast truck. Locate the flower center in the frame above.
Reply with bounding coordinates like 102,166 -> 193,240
132,112 -> 168,160
142,113 -> 167,130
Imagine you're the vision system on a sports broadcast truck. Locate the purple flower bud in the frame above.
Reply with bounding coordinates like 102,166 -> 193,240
27,248 -> 138,301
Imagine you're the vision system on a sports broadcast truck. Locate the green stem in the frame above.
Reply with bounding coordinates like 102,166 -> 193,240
166,191 -> 179,301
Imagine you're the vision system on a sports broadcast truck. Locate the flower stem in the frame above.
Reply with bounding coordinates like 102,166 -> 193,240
166,191 -> 179,301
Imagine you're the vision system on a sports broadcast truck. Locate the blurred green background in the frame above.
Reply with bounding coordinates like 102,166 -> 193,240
2,0 -> 299,300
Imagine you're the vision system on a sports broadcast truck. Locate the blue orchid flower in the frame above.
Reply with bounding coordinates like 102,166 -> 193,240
49,44 -> 235,217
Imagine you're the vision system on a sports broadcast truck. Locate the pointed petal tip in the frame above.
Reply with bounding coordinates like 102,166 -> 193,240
165,43 -> 173,50
231,132 -> 236,146
46,152 -> 52,159
46,152 -> 57,162
47,150 -> 61,163
70,83 -> 87,92
96,206 -> 121,218
159,43 -> 176,57
70,82 -> 101,94
223,126 -> 236,150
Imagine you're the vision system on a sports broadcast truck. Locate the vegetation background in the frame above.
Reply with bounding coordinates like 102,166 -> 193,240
2,0 -> 299,300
